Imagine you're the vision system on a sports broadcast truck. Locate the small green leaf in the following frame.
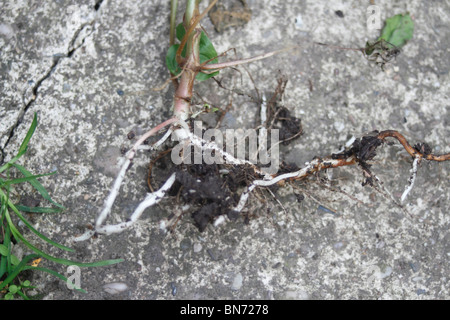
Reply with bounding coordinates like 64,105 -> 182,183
364,41 -> 375,56
378,13 -> 414,48
4,292 -> 14,300
166,44 -> 182,76
22,280 -> 31,287
10,255 -> 20,266
8,284 -> 18,294
176,22 -> 186,41
166,23 -> 219,81
0,244 -> 8,256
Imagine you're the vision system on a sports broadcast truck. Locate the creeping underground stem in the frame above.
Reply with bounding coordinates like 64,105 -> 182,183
377,130 -> 450,161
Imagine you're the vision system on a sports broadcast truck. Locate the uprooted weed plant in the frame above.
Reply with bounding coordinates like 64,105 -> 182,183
0,114 -> 122,299
73,0 -> 449,241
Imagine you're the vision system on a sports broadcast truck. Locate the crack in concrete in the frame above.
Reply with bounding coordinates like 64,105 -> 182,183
0,1 -> 105,164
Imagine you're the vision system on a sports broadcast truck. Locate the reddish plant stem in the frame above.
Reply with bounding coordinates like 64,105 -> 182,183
287,130 -> 449,182
128,117 -> 177,160
377,130 -> 450,161
173,29 -> 201,120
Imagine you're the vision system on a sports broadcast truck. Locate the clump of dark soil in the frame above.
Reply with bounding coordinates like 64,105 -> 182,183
148,150 -> 262,232
169,163 -> 260,231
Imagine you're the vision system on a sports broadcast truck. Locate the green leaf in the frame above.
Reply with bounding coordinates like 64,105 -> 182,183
176,22 -> 186,41
10,255 -> 20,266
0,244 -> 8,256
8,284 -> 18,294
378,13 -> 414,48
166,23 -> 219,81
4,292 -> 14,300
166,44 -> 182,76
22,280 -> 31,287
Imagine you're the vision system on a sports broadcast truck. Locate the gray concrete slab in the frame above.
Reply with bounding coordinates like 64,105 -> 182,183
1,0 -> 448,300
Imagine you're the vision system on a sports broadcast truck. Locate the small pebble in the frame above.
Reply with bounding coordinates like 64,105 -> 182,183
0,23 -> 15,39
335,10 -> 344,18
193,243 -> 202,253
283,290 -> 309,300
231,273 -> 243,291
116,89 -> 124,96
63,83 -> 71,92
103,282 -> 128,294
171,282 -> 177,296
333,242 -> 344,250
416,289 -> 427,295
180,238 -> 191,251
377,266 -> 392,279
333,121 -> 345,133
409,262 -> 419,273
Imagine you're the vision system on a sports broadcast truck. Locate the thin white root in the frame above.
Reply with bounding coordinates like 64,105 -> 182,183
189,130 -> 262,170
232,184 -> 256,213
95,156 -> 131,229
74,173 -> 176,241
95,125 -> 174,230
74,119 -> 176,242
95,173 -> 176,235
231,156 -> 355,213
401,156 -> 420,203
150,128 -> 175,151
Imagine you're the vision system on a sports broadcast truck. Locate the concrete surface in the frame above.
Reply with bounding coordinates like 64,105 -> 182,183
1,0 -> 449,300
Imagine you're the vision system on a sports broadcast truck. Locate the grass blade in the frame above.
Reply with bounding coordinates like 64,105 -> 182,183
15,205 -> 64,214
0,113 -> 37,173
0,189 -> 74,252
0,205 -> 12,279
0,171 -> 56,187
17,113 -> 38,159
5,211 -> 123,267
11,163 -> 65,209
